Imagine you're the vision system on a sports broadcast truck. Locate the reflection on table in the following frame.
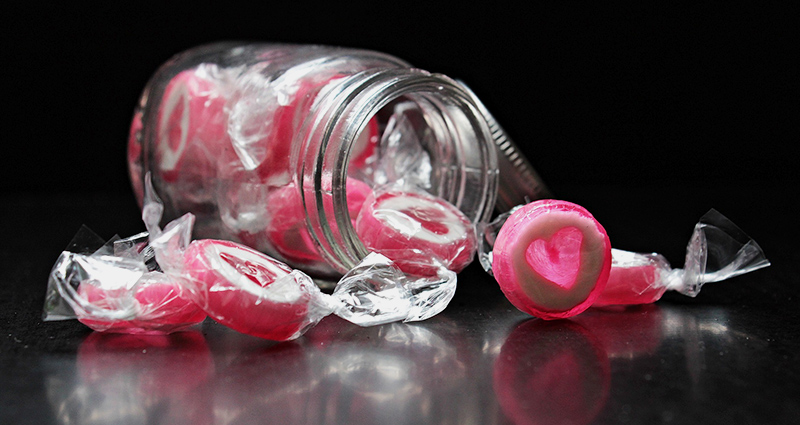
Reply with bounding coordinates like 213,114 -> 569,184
41,301 -> 754,425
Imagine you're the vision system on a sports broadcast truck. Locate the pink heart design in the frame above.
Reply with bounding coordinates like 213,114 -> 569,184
525,226 -> 583,289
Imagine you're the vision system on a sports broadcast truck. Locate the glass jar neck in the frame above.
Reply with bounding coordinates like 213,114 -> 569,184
297,68 -> 499,273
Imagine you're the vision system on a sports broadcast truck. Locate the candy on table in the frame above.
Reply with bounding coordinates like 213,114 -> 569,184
481,199 -> 612,320
354,186 -> 477,276
181,239 -> 335,341
44,228 -> 206,334
76,270 -> 206,334
593,209 -> 770,306
45,175 -> 471,339
140,178 -> 336,341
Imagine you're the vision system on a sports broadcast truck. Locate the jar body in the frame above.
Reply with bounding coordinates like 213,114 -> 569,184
129,43 -> 498,277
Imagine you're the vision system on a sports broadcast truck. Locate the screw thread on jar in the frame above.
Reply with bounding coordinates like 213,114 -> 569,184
298,68 -> 498,273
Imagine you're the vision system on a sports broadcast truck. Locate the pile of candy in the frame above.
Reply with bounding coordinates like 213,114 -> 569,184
44,63 -> 770,341
44,176 -> 770,341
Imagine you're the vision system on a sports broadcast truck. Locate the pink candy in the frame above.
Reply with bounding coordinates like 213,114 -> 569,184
155,67 -> 229,184
261,178 -> 373,267
491,200 -> 612,320
592,251 -> 670,307
355,188 -> 477,276
76,272 -> 206,334
183,239 -> 325,341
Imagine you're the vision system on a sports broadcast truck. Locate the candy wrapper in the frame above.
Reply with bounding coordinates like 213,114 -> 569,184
594,209 -> 770,306
43,227 -> 206,334
479,201 -> 770,319
44,177 -> 466,339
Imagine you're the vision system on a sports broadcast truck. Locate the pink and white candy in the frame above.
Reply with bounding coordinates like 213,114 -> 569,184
155,65 -> 230,183
77,272 -> 206,334
355,188 -> 477,276
183,239 -> 328,341
492,200 -> 612,320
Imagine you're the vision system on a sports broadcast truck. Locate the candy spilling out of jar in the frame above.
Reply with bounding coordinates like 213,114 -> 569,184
355,186 -> 477,276
130,55 -> 497,279
44,177 -> 465,340
479,202 -> 771,319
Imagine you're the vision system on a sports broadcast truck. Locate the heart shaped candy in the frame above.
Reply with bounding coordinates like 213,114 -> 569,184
492,200 -> 611,320
525,226 -> 584,290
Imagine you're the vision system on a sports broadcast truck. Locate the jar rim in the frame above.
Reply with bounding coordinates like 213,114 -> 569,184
297,68 -> 499,273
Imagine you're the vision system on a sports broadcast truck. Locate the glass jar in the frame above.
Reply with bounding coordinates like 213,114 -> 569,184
128,42 -> 544,278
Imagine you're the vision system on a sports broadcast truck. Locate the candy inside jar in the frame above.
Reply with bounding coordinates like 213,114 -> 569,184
128,43 -> 510,279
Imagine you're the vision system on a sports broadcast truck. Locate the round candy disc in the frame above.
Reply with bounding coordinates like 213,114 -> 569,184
492,200 -> 611,320
355,188 -> 476,276
156,66 -> 229,184
77,272 -> 206,334
183,239 -> 321,341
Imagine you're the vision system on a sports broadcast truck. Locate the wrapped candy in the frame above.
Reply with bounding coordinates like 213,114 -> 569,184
480,203 -> 770,317
355,185 -> 478,277
43,229 -> 206,334
130,44 -> 503,279
479,200 -> 612,320
593,209 -> 770,306
44,176 -> 465,339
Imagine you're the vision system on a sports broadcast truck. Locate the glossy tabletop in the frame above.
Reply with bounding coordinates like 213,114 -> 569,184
1,183 -> 797,425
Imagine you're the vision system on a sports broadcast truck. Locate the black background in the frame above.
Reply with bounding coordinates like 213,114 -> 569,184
3,2 -> 796,196
2,5 -> 798,423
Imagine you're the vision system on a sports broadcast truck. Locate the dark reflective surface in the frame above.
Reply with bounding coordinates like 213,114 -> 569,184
3,188 -> 798,424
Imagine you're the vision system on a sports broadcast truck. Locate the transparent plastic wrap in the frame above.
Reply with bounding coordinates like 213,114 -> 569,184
43,227 -> 206,334
354,184 -> 478,277
593,209 -> 770,306
44,177 -> 466,339
480,205 -> 770,314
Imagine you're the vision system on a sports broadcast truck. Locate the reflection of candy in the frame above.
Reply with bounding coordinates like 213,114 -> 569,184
303,320 -> 472,424
492,200 -> 611,320
183,239 -> 320,341
156,66 -> 229,183
76,272 -> 205,334
493,320 -> 610,425
574,304 -> 663,357
77,331 -> 213,424
262,178 -> 373,266
78,331 -> 213,395
593,251 -> 670,306
355,189 -> 476,276
212,343 -> 318,424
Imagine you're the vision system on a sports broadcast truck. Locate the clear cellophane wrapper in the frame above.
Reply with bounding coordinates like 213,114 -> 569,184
479,207 -> 769,307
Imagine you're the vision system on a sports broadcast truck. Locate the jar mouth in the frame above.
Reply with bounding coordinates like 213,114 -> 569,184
298,69 -> 498,273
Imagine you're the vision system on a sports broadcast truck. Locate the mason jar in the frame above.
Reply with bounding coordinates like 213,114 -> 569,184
128,42 -> 546,278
